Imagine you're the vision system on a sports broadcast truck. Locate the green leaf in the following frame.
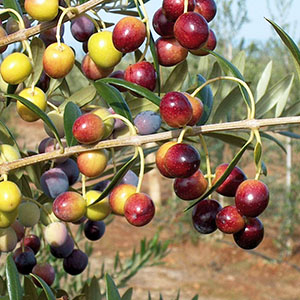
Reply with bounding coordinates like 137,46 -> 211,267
87,277 -> 101,300
19,175 -> 33,198
29,38 -> 45,87
121,288 -> 133,300
149,33 -> 161,95
59,86 -> 96,110
185,134 -> 253,211
261,161 -> 268,176
162,60 -> 188,92
65,61 -> 90,94
266,18 -> 300,81
278,131 -> 300,139
126,96 -> 158,118
24,276 -> 38,300
207,61 -> 222,96
7,94 -> 62,146
260,132 -> 286,153
94,81 -> 133,122
209,51 -> 250,108
255,61 -> 273,102
205,132 -> 254,149
148,292 -> 152,300
30,274 -> 55,300
222,51 -> 246,97
254,142 -> 262,166
105,274 -> 121,300
191,296 -> 199,300
47,78 -> 63,97
3,0 -> 22,19
159,293 -> 163,300
100,78 -> 161,107
175,290 -> 180,300
5,253 -> 22,300
63,102 -> 82,147
6,84 -> 18,108
282,100 -> 300,117
212,86 -> 243,123
89,154 -> 138,206
0,119 -> 20,150
255,74 -> 294,118
275,73 -> 294,117
195,74 -> 213,125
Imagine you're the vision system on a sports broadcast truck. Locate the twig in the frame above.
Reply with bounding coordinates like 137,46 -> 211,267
0,0 -> 106,47
0,116 -> 300,174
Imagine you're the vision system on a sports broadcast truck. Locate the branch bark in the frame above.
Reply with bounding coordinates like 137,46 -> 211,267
0,0 -> 106,47
0,115 -> 299,174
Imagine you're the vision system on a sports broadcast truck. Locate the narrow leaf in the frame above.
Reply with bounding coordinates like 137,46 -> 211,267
7,94 -> 62,146
255,74 -> 294,118
278,131 -> 300,139
64,102 -> 81,147
196,74 -> 214,125
148,292 -> 152,300
209,51 -> 250,108
205,132 -> 254,149
191,296 -> 199,300
0,119 -> 20,150
29,38 -> 45,87
266,18 -> 300,81
185,134 -> 253,211
275,73 -> 294,117
162,60 -> 188,92
59,86 -> 96,109
255,61 -> 273,102
87,277 -> 101,300
30,274 -> 55,300
94,81 -> 133,122
100,78 -> 161,107
24,276 -> 38,300
254,142 -> 262,166
150,33 -> 161,95
47,78 -> 63,96
260,132 -> 286,153
121,288 -> 133,300
3,0 -> 22,19
105,274 -> 121,300
212,86 -> 242,123
89,154 -> 138,206
5,253 -> 22,300
282,100 -> 300,117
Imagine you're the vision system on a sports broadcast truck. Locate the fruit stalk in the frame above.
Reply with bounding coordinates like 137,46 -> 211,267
191,76 -> 256,119
199,134 -> 213,189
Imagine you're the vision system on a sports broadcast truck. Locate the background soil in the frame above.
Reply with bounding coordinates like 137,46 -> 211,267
11,110 -> 300,300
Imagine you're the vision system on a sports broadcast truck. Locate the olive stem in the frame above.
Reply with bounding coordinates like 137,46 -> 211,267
199,134 -> 213,189
136,146 -> 145,193
184,0 -> 189,13
177,126 -> 192,143
57,7 -> 79,46
83,12 -> 101,32
135,0 -> 150,63
66,222 -> 80,250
